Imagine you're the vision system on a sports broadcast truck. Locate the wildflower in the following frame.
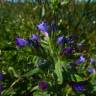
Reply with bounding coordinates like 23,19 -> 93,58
57,36 -> 71,45
16,37 -> 28,47
0,73 -> 3,81
72,82 -> 84,92
62,47 -> 73,55
38,81 -> 48,91
27,34 -> 41,48
80,56 -> 85,63
57,36 -> 64,45
90,58 -> 95,64
70,81 -> 87,92
75,55 -> 85,65
88,68 -> 96,74
37,22 -> 48,33
30,34 -> 39,41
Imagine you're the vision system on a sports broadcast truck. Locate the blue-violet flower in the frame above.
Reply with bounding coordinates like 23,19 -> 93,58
75,55 -> 85,65
30,34 -> 39,41
38,81 -> 48,91
57,36 -> 64,45
62,47 -> 73,55
71,81 -> 86,92
16,37 -> 28,47
37,22 -> 48,33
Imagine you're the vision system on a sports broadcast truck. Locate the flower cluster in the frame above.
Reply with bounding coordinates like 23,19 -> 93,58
15,21 -> 96,93
15,34 -> 40,47
15,22 -> 48,47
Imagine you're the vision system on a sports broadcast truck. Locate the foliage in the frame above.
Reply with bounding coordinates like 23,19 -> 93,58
0,1 -> 96,96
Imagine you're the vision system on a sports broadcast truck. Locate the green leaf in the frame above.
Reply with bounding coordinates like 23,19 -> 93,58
8,67 -> 20,78
54,60 -> 63,84
71,74 -> 84,82
42,5 -> 45,17
75,74 -> 84,81
22,68 -> 41,78
30,85 -> 38,92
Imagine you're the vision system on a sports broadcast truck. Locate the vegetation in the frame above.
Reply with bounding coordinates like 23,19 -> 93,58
0,1 -> 96,96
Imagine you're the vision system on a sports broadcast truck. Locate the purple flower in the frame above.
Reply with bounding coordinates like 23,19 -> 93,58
16,37 -> 28,47
80,56 -> 85,63
72,82 -> 85,92
70,81 -> 86,92
88,68 -> 96,74
37,22 -> 48,33
30,34 -> 39,41
28,34 -> 40,47
62,47 -> 73,55
57,36 -> 71,45
75,55 -> 85,65
90,58 -> 95,64
0,73 -> 3,81
57,36 -> 64,45
38,81 -> 48,91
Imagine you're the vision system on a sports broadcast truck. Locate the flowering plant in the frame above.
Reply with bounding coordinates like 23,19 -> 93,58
0,1 -> 96,96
